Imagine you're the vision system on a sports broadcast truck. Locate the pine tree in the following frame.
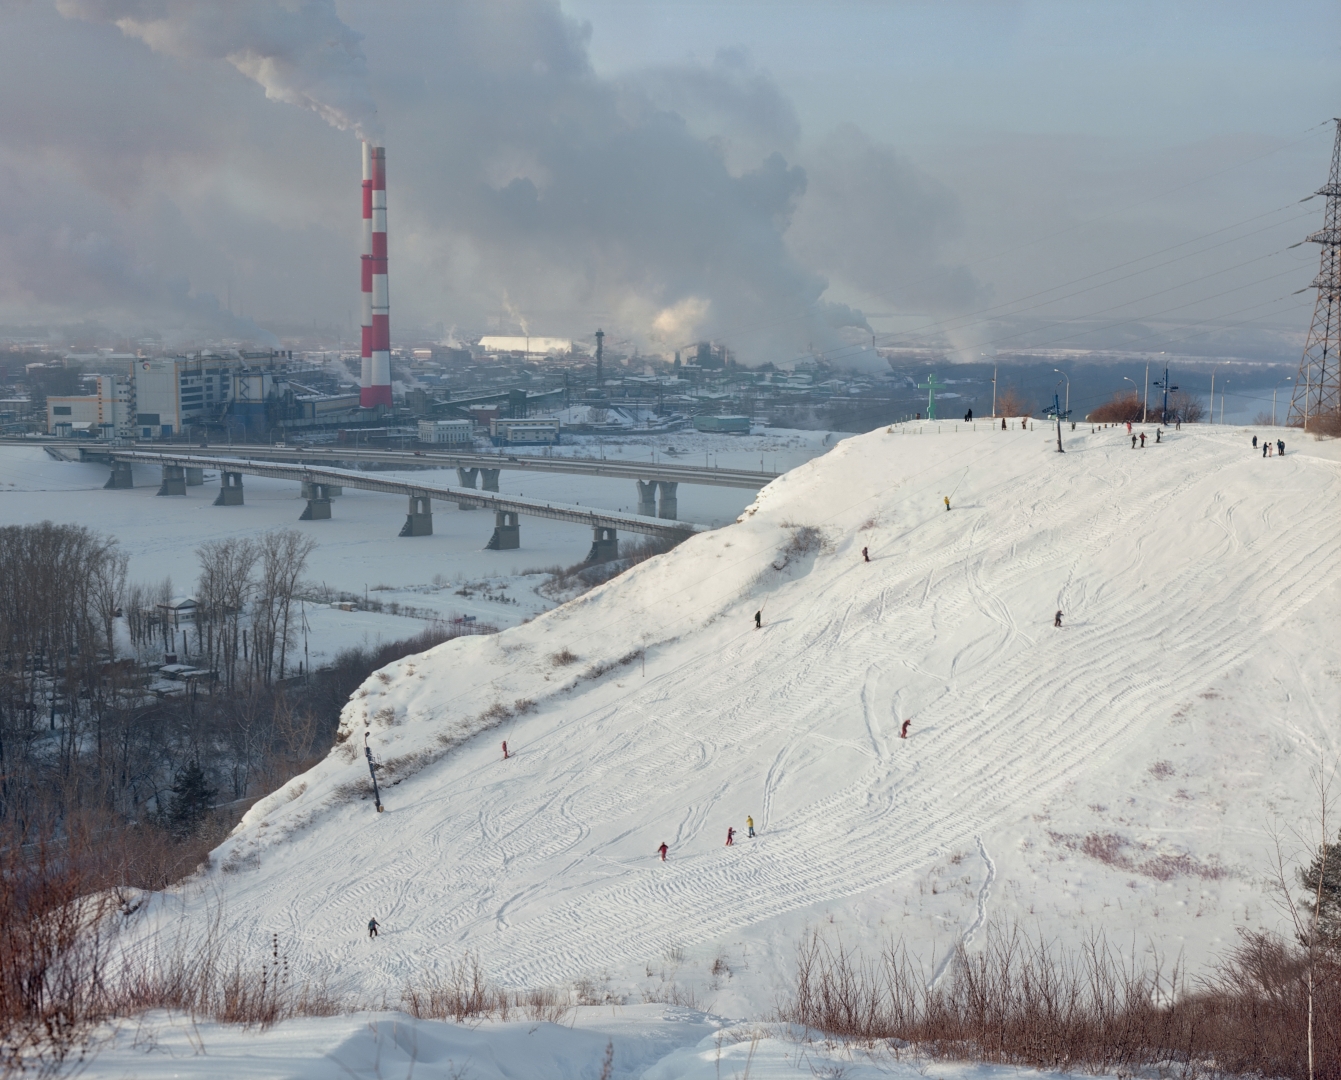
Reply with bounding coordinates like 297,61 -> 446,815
167,760 -> 217,839
1297,830 -> 1341,948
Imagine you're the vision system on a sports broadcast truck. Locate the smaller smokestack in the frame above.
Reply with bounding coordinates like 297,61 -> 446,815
595,328 -> 604,387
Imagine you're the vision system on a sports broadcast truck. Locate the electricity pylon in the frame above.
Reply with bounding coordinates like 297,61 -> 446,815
1287,118 -> 1341,432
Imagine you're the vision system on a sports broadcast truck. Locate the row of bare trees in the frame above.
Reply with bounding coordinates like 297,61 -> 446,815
195,531 -> 315,690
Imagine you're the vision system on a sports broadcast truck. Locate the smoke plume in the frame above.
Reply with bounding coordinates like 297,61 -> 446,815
56,0 -> 380,139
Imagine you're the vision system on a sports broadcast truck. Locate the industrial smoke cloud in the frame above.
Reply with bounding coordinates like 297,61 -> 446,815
0,0 -> 980,364
56,0 -> 381,139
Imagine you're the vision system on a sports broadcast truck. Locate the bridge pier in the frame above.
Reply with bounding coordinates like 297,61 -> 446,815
399,494 -> 433,536
104,461 -> 133,489
587,526 -> 619,563
156,465 -> 187,497
214,471 -> 244,506
636,480 -> 657,516
485,510 -> 520,550
185,467 -> 204,486
657,481 -> 678,519
299,482 -> 333,520
481,469 -> 501,492
455,467 -> 479,509
326,484 -> 343,496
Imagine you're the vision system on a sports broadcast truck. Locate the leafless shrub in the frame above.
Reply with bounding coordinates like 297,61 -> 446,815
1149,760 -> 1176,779
1087,391 -> 1145,424
480,702 -> 513,723
512,698 -> 536,715
401,955 -> 569,1024
781,922 -> 1341,1080
582,650 -> 643,682
549,648 -> 579,667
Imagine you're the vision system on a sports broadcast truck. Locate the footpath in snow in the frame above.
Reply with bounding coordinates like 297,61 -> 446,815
119,421 -> 1340,1059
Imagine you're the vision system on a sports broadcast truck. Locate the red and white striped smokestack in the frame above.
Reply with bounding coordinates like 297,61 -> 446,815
361,143 -> 393,408
360,142 -> 373,395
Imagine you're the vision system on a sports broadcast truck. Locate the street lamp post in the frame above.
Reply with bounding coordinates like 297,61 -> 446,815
1209,364 -> 1222,424
1272,377 -> 1292,426
1123,376 -> 1138,422
1053,368 -> 1070,417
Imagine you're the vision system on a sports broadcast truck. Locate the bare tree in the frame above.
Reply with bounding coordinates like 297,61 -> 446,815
252,531 -> 316,685
1269,761 -> 1338,1080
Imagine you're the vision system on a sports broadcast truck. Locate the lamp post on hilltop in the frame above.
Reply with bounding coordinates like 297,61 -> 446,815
1209,364 -> 1223,424
1273,377 -> 1292,426
1123,376 -> 1138,423
1053,368 -> 1070,417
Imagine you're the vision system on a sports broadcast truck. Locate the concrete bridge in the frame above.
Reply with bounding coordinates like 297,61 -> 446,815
75,443 -> 775,521
98,451 -> 701,561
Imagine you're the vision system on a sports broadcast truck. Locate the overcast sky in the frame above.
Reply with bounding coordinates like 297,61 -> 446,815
1,0 -> 1337,366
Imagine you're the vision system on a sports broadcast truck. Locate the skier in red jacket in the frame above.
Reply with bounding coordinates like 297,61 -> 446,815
725,827 -> 735,846
657,842 -> 668,861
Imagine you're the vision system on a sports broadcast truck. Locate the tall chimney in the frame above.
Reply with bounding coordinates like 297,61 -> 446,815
361,144 -> 393,408
360,142 -> 373,395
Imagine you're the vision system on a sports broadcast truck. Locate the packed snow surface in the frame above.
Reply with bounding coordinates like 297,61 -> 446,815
133,423 -> 1340,1020
73,1007 -> 1121,1079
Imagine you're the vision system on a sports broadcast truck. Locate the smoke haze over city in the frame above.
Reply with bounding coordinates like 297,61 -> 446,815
0,0 -> 1337,366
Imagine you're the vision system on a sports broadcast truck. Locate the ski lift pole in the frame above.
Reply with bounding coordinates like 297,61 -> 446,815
364,732 -> 384,813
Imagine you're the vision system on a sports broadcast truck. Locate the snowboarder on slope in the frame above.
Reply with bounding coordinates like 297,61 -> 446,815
754,610 -> 762,630
725,827 -> 735,846
501,741 -> 509,760
862,546 -> 870,562
900,719 -> 911,739
657,842 -> 668,861
747,815 -> 755,838
368,918 -> 379,939
1054,610 -> 1063,628
944,496 -> 951,512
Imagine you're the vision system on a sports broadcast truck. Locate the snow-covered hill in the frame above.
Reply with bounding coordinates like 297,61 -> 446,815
139,422 -> 1341,1015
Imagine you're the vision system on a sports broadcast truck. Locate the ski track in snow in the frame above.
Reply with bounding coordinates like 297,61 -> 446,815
136,428 -> 1341,999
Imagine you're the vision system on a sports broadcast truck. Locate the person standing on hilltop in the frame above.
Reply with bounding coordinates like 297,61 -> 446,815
900,719 -> 911,739
1253,435 -> 1258,449
1126,421 -> 1132,434
368,918 -> 380,939
862,546 -> 870,563
1277,439 -> 1285,456
754,610 -> 762,630
1139,432 -> 1146,448
725,826 -> 735,846
747,815 -> 755,838
1131,434 -> 1137,449
1055,610 -> 1063,628
1001,417 -> 1007,430
943,496 -> 951,512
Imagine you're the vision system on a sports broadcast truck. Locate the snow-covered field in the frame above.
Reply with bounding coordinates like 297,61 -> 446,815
0,429 -> 835,661
42,421 -> 1341,1076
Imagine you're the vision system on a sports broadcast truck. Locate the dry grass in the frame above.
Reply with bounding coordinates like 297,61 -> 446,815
549,648 -> 579,667
781,922 -> 1341,1080
1048,830 -> 1231,881
401,954 -> 569,1024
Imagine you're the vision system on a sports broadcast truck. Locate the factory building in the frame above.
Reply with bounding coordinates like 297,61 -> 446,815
46,375 -> 133,438
489,418 -> 560,446
417,419 -> 473,444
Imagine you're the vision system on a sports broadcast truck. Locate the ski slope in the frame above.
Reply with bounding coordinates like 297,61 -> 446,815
135,422 -> 1341,1015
